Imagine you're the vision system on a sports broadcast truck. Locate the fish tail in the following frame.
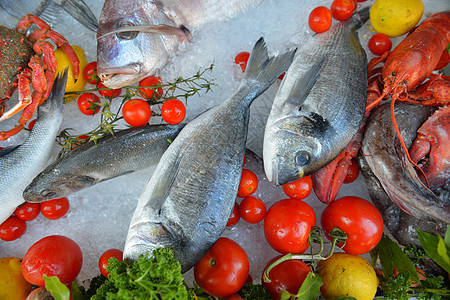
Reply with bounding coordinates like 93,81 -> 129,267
353,6 -> 370,28
243,37 -> 297,100
38,68 -> 68,115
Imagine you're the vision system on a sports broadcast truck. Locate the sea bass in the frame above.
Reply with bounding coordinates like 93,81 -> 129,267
23,124 -> 184,202
361,102 -> 450,224
96,0 -> 261,88
0,0 -> 98,31
124,38 -> 296,272
0,70 -> 67,224
263,8 -> 368,185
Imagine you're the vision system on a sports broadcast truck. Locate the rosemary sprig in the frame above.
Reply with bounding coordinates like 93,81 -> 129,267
56,65 -> 214,156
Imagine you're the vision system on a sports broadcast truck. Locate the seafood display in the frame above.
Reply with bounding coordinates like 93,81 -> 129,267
263,8 -> 368,185
0,0 -> 98,31
0,14 -> 79,141
23,124 -> 184,202
96,0 -> 262,88
124,38 -> 296,272
0,70 -> 67,225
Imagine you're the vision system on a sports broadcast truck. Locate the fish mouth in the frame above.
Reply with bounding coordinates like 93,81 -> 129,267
97,65 -> 146,88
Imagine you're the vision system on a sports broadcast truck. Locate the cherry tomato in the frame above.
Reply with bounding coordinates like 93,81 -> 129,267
138,76 -> 163,100
308,6 -> 332,33
99,248 -> 123,277
14,202 -> 41,221
239,196 -> 266,224
77,93 -> 100,115
71,134 -> 90,149
194,237 -> 249,298
234,51 -> 250,73
368,33 -> 393,56
321,196 -> 383,255
282,175 -> 313,200
237,169 -> 259,198
97,82 -> 122,98
122,99 -> 152,127
264,199 -> 316,254
0,216 -> 26,241
343,158 -> 359,184
40,197 -> 70,220
330,0 -> 356,21
28,119 -> 36,130
226,202 -> 240,227
161,99 -> 186,124
435,49 -> 449,70
83,61 -> 98,84
262,255 -> 311,300
22,235 -> 83,286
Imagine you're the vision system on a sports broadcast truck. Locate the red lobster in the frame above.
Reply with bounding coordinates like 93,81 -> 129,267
313,11 -> 450,204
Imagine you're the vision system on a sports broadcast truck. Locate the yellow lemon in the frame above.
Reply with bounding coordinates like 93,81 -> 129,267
370,0 -> 424,37
54,45 -> 88,99
0,257 -> 32,300
317,253 -> 378,300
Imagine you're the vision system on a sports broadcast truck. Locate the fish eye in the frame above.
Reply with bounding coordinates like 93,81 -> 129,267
295,151 -> 310,166
41,190 -> 56,199
115,20 -> 138,40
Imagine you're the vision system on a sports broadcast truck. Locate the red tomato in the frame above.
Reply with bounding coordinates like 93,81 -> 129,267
194,237 -> 249,298
282,175 -> 313,200
264,199 -> 316,254
14,202 -> 41,221
97,82 -> 122,98
262,255 -> 311,300
161,99 -> 186,124
40,197 -> 70,220
308,6 -> 332,33
234,51 -> 250,73
71,134 -> 90,149
239,196 -> 266,224
28,119 -> 36,130
122,99 -> 152,127
343,158 -> 359,184
99,249 -> 123,277
368,33 -> 393,56
321,196 -> 383,255
237,169 -> 258,198
138,76 -> 163,100
0,216 -> 26,241
330,0 -> 356,21
22,235 -> 83,286
435,49 -> 449,70
83,61 -> 98,84
77,93 -> 100,115
226,202 -> 240,227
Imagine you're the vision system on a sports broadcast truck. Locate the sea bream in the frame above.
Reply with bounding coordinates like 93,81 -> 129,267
0,70 -> 67,225
96,0 -> 261,88
22,124 -> 184,202
263,8 -> 369,185
124,38 -> 296,272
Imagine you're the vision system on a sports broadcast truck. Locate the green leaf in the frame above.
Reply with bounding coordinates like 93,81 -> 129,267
444,225 -> 450,249
416,227 -> 450,273
43,275 -> 71,300
280,272 -> 322,300
374,234 -> 395,277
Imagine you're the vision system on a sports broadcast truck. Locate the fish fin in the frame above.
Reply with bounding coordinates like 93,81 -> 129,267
99,170 -> 134,182
97,25 -> 191,42
243,38 -> 297,100
38,68 -> 67,115
286,57 -> 325,107
56,0 -> 98,31
38,1 -> 61,28
72,175 -> 98,187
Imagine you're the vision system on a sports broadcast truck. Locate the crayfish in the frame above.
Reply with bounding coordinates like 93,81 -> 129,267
0,14 -> 79,141
313,11 -> 450,213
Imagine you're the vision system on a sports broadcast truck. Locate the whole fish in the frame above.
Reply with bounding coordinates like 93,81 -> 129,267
96,0 -> 261,88
263,8 -> 368,185
0,70 -> 67,224
23,124 -> 184,202
0,0 -> 98,31
361,102 -> 450,224
124,38 -> 296,272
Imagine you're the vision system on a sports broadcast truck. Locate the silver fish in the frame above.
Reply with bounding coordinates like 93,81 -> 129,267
0,70 -> 67,224
23,124 -> 184,202
0,0 -> 98,31
263,8 -> 368,185
124,38 -> 296,272
361,102 -> 450,224
96,0 -> 261,88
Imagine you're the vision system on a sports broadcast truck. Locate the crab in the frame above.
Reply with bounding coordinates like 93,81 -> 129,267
0,14 -> 79,141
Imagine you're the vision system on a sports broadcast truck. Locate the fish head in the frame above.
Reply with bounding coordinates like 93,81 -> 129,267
96,1 -> 177,88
